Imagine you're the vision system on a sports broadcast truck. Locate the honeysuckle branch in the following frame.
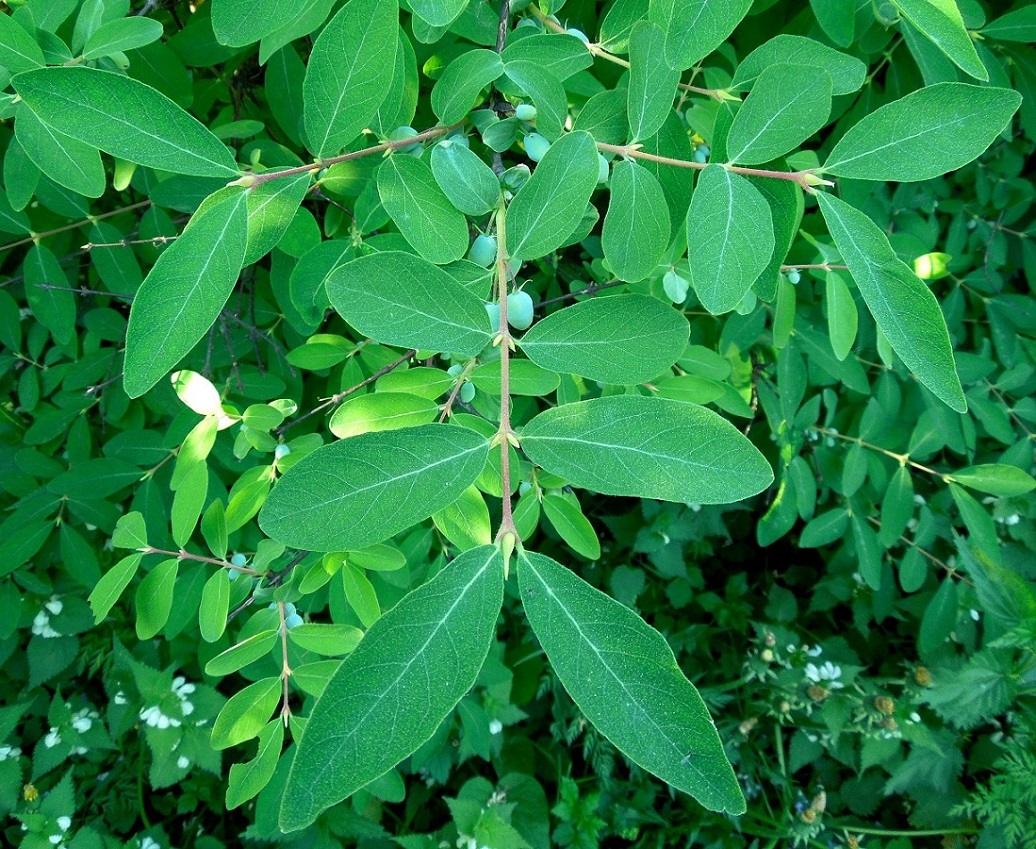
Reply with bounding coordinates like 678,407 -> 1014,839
864,515 -> 970,585
528,5 -> 732,101
138,546 -> 260,575
236,124 -> 461,188
275,348 -> 416,435
276,601 -> 293,725
492,204 -> 518,544
595,141 -> 830,189
0,199 -> 153,254
780,263 -> 848,271
810,426 -> 944,480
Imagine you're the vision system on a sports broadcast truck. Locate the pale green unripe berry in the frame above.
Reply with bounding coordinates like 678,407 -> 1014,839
693,145 -> 710,164
231,553 -> 248,567
459,382 -> 476,403
597,154 -> 610,183
524,133 -> 550,163
567,27 -> 589,43
515,103 -> 537,122
447,364 -> 464,378
786,268 -> 801,285
468,233 -> 497,267
388,125 -> 422,154
518,481 -> 533,496
507,291 -> 535,330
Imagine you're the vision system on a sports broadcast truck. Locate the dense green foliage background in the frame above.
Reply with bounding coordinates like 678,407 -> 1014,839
1,0 -> 1035,847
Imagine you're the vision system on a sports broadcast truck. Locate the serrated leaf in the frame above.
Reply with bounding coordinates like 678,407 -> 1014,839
648,0 -> 752,72
279,546 -> 504,831
687,165 -> 774,314
602,160 -> 670,283
824,83 -> 1021,182
726,64 -> 832,165
124,188 -> 248,398
259,424 -> 489,551
507,131 -> 599,261
303,0 -> 398,156
519,295 -> 687,385
518,551 -> 745,814
326,252 -> 492,356
521,396 -> 773,503
817,192 -> 966,413
13,67 -> 239,178
377,154 -> 469,264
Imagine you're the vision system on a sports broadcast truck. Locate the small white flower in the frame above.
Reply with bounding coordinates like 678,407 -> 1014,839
1006,514 -> 1020,526
806,645 -> 823,657
970,609 -> 980,621
140,838 -> 161,849
913,494 -> 926,506
0,745 -> 21,761
32,610 -> 60,638
181,701 -> 194,716
177,756 -> 190,769
49,835 -> 62,845
910,712 -> 921,722
72,746 -> 87,755
44,729 -> 62,748
786,644 -> 796,652
56,816 -> 71,831
72,716 -> 92,733
805,661 -> 844,689
488,720 -> 503,735
114,691 -> 128,706
45,596 -> 64,616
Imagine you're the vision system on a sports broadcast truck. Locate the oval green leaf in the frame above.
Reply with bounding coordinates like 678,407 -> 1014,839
602,160 -> 671,283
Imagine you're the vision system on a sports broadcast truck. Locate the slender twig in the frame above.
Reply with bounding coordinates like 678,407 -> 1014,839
536,279 -> 627,309
780,263 -> 848,271
275,348 -> 416,435
276,602 -> 293,726
81,235 -> 178,250
529,6 -> 731,101
596,141 -> 829,189
139,546 -> 260,575
244,124 -> 460,188
811,426 -> 944,479
0,200 -> 153,253
493,205 -> 518,540
865,516 -> 971,585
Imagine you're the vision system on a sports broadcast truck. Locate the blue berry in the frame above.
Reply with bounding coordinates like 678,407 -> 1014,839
507,291 -> 535,330
524,133 -> 550,163
467,233 -> 497,267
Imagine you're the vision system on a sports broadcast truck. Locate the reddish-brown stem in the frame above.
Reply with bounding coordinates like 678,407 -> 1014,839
596,141 -> 823,189
494,205 -> 516,539
0,199 -> 153,254
246,124 -> 460,188
140,546 -> 259,575
276,602 -> 292,726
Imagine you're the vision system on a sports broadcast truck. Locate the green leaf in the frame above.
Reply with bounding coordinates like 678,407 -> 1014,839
24,243 -> 76,345
731,34 -> 866,95
504,60 -> 568,141
816,192 -> 966,413
13,67 -> 239,178
809,0 -> 855,47
0,13 -> 45,73
918,577 -> 959,656
280,545 -> 504,831
205,630 -> 279,677
227,719 -> 284,809
430,140 -> 500,216
648,0 -> 752,72
627,21 -> 680,143
891,0 -> 987,81
432,484 -> 492,551
411,0 -> 466,26
519,295 -> 687,385
982,6 -> 1036,42
825,270 -> 858,361
135,558 -> 178,640
342,562 -> 381,627
542,494 -> 600,560
199,569 -> 231,643
726,64 -> 832,165
326,252 -> 491,356
500,33 -> 592,81
507,131 -> 599,261
112,512 -> 148,550
124,187 -> 249,398
259,424 -> 489,551
244,171 -> 311,265
212,0 -> 292,46
948,464 -> 1036,497
212,677 -> 281,750
521,396 -> 773,503
823,83 -> 1021,182
287,623 -> 364,656
303,0 -> 398,157
329,392 -> 439,439
686,165 -> 774,314
469,358 -> 560,396
431,49 -> 504,126
171,462 -> 208,547
82,17 -> 163,59
89,553 -> 143,624
377,154 -> 469,264
603,162 -> 670,283
518,551 -> 745,814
